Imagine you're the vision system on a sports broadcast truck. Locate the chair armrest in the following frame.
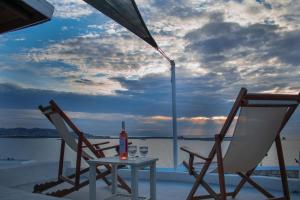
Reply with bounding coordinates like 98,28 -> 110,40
180,146 -> 209,161
93,141 -> 110,146
100,144 -> 119,151
97,142 -> 133,152
181,147 -> 212,176
82,141 -> 110,148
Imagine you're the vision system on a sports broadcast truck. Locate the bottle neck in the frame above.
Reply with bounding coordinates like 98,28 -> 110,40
121,121 -> 125,132
122,121 -> 125,131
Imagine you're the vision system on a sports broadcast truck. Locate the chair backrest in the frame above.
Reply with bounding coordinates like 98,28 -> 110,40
220,89 -> 299,173
49,113 -> 94,159
40,101 -> 96,160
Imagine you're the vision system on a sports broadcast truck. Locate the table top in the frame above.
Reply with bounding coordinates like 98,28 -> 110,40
87,156 -> 158,167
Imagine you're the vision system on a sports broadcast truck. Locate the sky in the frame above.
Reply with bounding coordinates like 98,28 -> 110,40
0,0 -> 300,137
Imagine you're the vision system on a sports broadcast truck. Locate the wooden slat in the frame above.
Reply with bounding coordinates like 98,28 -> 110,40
275,135 -> 290,200
232,168 -> 255,198
237,173 -> 274,198
194,192 -> 235,199
58,140 -> 65,180
215,134 -> 226,200
246,93 -> 300,101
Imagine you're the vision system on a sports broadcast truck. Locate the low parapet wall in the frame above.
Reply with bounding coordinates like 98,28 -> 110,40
254,166 -> 300,178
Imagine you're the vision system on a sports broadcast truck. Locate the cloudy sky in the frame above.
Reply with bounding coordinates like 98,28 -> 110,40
0,0 -> 300,137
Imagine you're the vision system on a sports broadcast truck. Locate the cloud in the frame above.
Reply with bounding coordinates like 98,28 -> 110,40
179,116 -> 210,124
1,82 -> 300,137
260,86 -> 300,94
0,106 -> 221,137
25,31 -> 173,95
0,108 -> 51,129
183,19 -> 300,95
148,116 -> 172,121
20,0 -> 300,98
47,0 -> 94,19
14,37 -> 26,41
211,116 -> 228,125
267,30 -> 300,66
0,82 -> 172,116
1,0 -> 300,137
0,82 -> 231,136
144,115 -> 227,125
184,22 -> 279,63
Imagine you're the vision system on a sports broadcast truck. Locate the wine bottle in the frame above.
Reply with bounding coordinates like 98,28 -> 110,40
119,121 -> 128,160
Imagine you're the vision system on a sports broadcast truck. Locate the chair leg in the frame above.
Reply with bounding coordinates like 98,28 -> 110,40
183,161 -> 218,199
96,168 -> 111,186
75,136 -> 83,187
201,180 -> 218,197
117,175 -> 131,193
186,164 -> 210,200
58,140 -> 65,180
232,169 -> 255,198
237,172 -> 274,198
275,135 -> 290,200
215,135 -> 226,200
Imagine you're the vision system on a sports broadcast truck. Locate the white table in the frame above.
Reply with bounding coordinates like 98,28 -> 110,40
87,157 -> 158,200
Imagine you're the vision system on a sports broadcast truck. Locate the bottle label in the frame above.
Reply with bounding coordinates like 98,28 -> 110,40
120,138 -> 126,153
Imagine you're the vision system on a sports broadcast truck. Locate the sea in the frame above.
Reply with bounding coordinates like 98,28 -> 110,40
0,138 -> 299,168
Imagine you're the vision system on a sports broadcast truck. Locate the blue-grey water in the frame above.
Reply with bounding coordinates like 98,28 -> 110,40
0,138 -> 299,168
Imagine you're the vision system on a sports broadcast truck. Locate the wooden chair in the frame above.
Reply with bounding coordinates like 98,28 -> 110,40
181,88 -> 300,200
33,100 -> 131,197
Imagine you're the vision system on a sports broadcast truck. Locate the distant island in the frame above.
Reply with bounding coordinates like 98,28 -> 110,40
0,128 -> 233,140
0,128 -> 94,138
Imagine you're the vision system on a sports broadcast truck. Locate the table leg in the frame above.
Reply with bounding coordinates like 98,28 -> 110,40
131,166 -> 139,200
150,162 -> 156,200
89,163 -> 96,200
112,164 -> 118,194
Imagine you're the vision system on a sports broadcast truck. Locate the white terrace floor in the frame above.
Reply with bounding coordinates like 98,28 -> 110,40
3,162 -> 299,200
15,179 -> 300,200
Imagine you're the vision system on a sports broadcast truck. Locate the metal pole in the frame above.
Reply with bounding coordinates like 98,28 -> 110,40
170,60 -> 178,169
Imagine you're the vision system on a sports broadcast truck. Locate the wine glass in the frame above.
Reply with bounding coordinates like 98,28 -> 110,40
128,145 -> 137,160
139,146 -> 148,158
